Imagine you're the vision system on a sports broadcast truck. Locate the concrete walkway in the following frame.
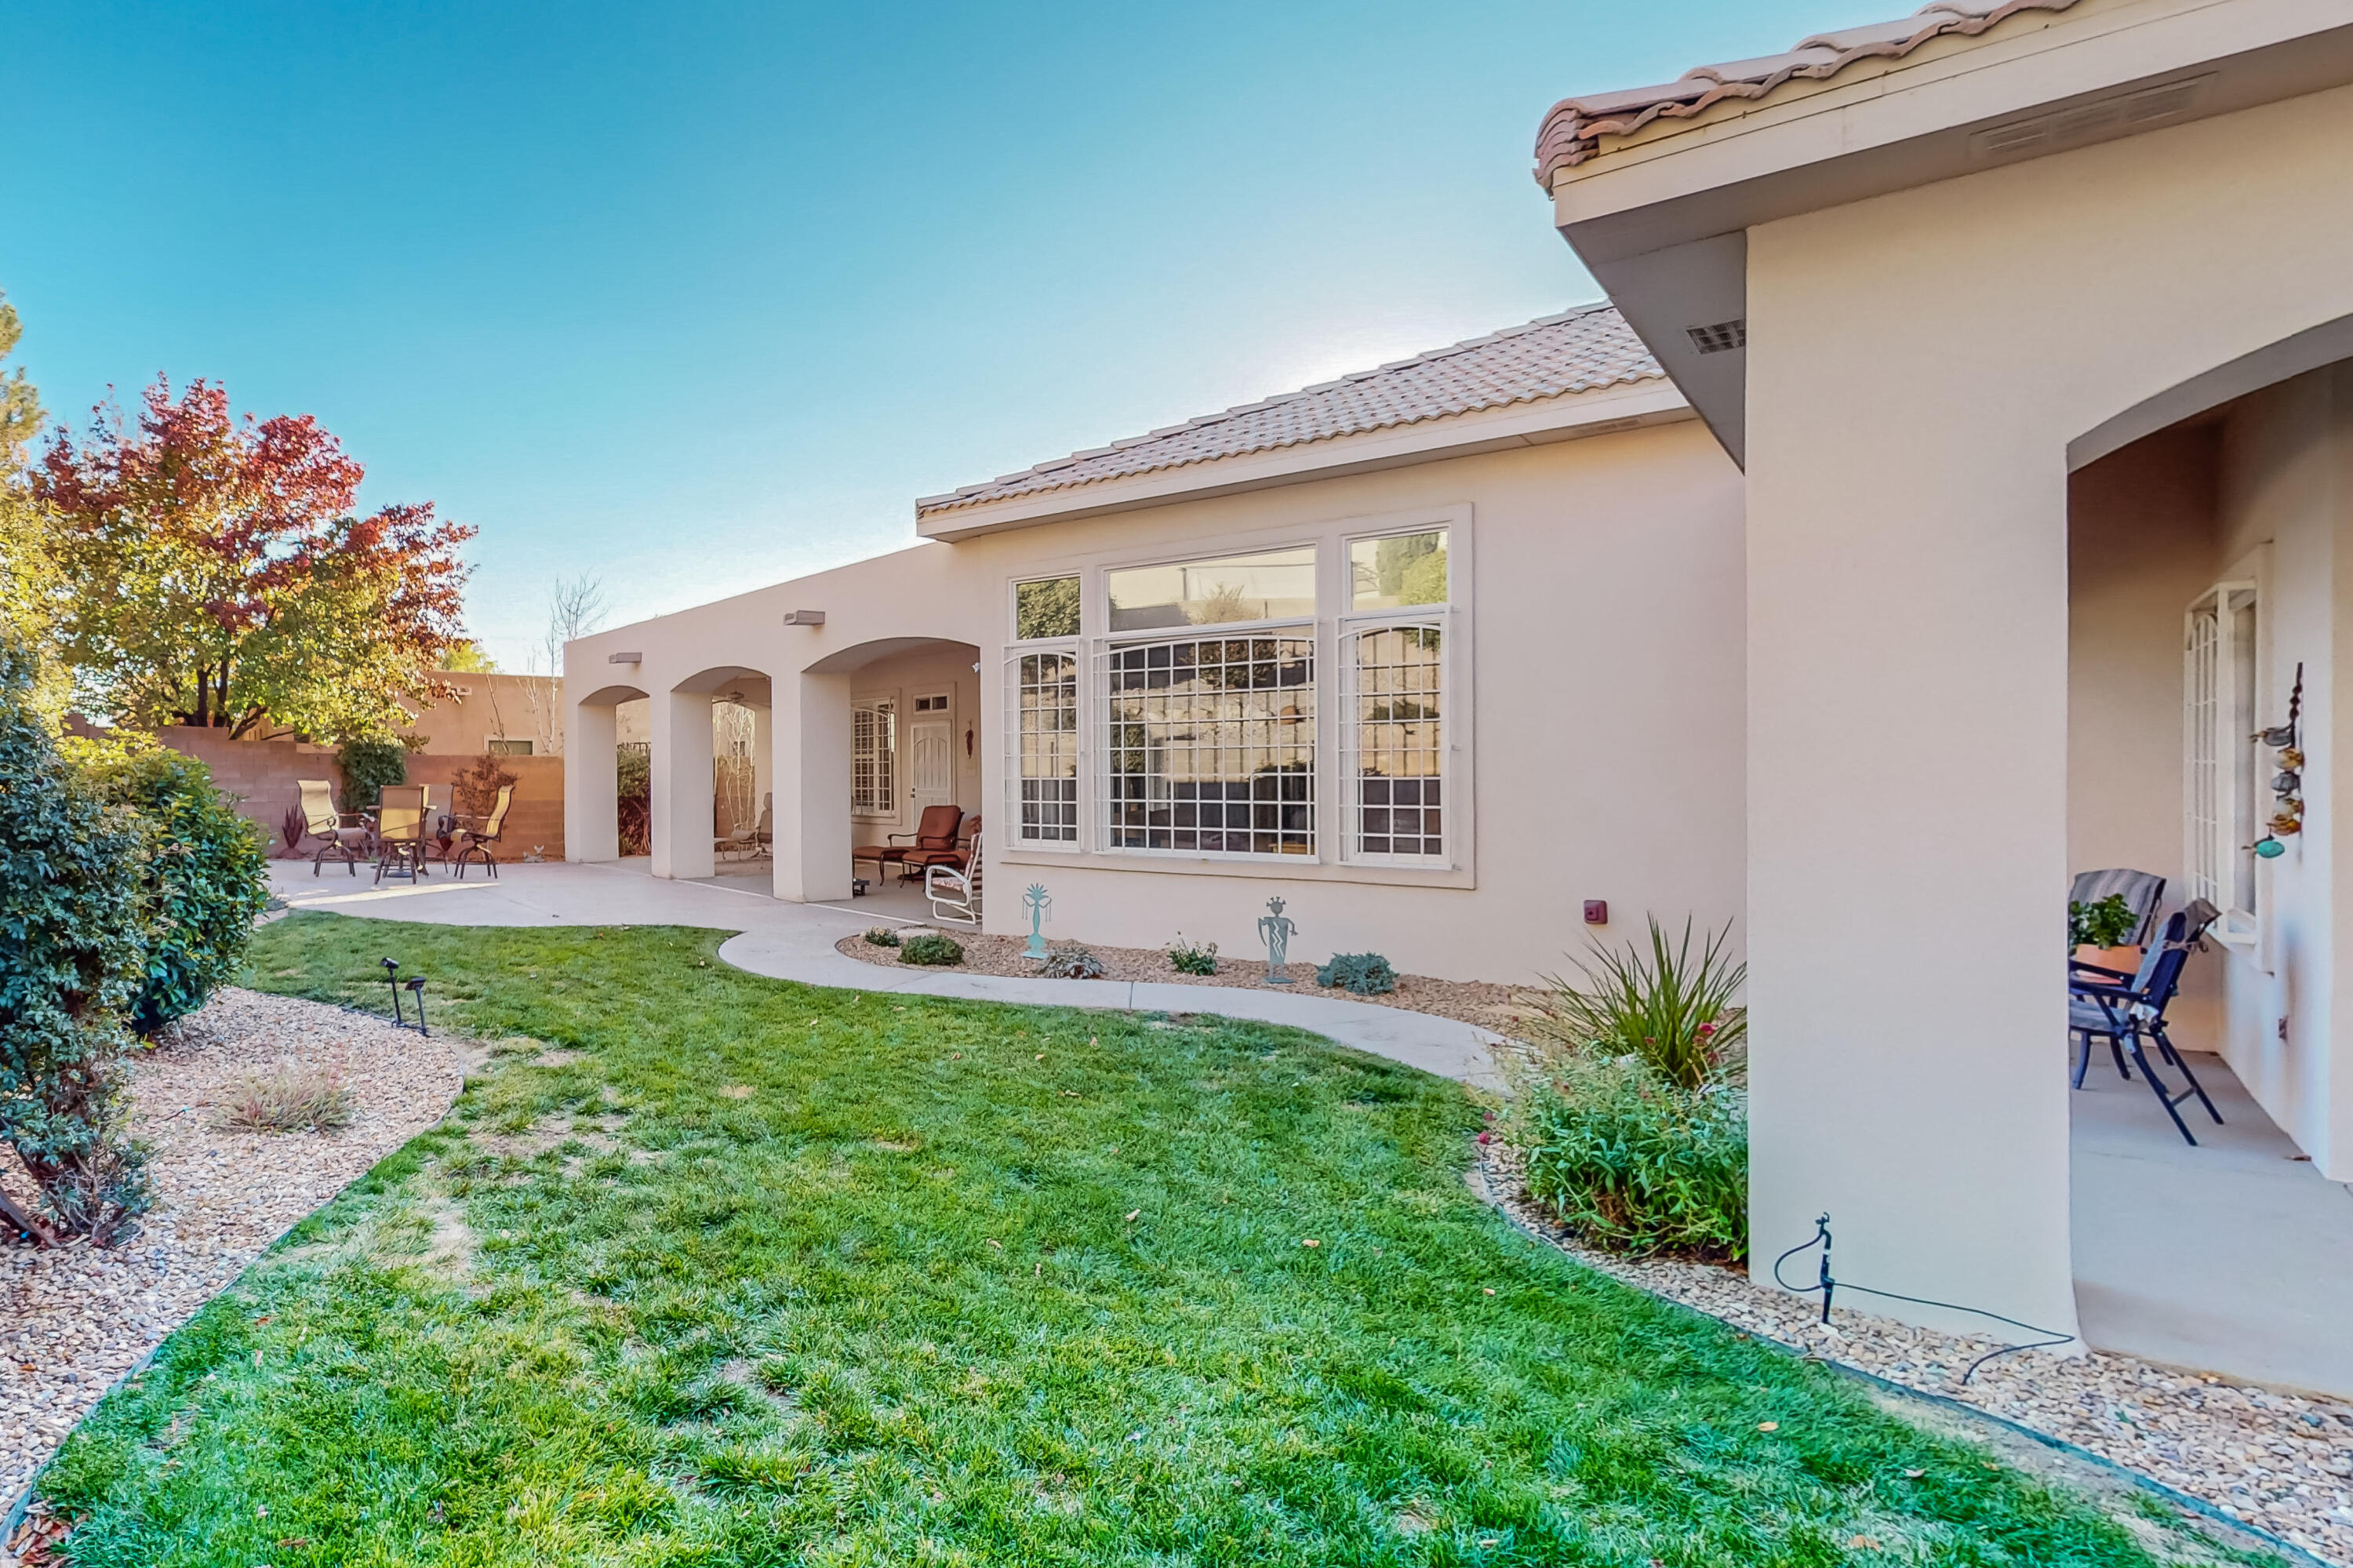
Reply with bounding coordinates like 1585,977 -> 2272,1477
267,860 -> 1505,1089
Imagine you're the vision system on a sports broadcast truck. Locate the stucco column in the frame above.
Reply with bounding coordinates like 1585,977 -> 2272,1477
1744,259 -> 2078,1344
567,700 -> 620,862
652,691 -> 716,881
773,670 -> 852,902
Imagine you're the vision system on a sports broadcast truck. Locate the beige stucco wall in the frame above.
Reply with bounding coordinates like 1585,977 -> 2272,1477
1744,80 -> 2353,1339
566,417 -> 1747,985
406,671 -> 565,755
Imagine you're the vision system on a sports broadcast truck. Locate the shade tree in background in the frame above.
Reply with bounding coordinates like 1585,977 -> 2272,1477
32,375 -> 475,740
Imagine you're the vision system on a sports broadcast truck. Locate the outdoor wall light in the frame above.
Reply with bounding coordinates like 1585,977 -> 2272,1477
781,609 -> 826,626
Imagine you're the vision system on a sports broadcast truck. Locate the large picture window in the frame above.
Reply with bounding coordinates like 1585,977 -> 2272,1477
1013,650 -> 1080,844
1104,635 -> 1315,856
852,698 -> 896,817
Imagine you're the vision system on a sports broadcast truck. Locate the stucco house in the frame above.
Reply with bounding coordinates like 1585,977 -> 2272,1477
569,0 -> 2353,1392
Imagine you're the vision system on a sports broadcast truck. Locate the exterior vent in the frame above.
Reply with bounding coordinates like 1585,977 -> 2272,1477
1971,75 -> 2209,163
1686,319 -> 1746,355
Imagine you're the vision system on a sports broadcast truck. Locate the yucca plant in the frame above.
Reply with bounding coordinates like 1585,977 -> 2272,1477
1522,916 -> 1745,1091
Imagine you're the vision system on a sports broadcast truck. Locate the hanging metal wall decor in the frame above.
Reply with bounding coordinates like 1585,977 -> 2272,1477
2253,662 -> 2305,860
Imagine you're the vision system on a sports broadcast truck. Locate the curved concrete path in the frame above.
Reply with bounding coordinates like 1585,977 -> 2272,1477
269,860 -> 1506,1090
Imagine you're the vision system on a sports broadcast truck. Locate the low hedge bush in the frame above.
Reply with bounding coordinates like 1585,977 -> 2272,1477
64,735 -> 271,1037
1518,1054 -> 1747,1262
900,933 -> 963,966
1315,951 -> 1397,995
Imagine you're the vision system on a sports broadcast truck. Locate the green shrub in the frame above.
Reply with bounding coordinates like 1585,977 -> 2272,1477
63,736 -> 271,1036
1522,916 -> 1744,1092
1166,935 -> 1218,976
2068,893 -> 2137,950
899,933 -> 963,966
1315,951 -> 1397,995
1518,1054 -> 1747,1262
0,638 -> 151,1242
862,927 -> 901,948
1037,946 -> 1106,980
335,734 -> 409,811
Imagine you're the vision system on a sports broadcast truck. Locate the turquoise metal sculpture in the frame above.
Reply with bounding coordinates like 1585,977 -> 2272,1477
1021,883 -> 1052,960
1258,896 -> 1298,984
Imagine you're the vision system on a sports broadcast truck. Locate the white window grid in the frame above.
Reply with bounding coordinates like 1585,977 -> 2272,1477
1340,616 -> 1447,863
1095,628 -> 1315,857
1006,646 -> 1081,846
852,698 -> 896,817
2184,581 -> 2258,940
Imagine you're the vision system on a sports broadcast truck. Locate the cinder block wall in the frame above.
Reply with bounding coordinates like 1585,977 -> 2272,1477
112,726 -> 570,862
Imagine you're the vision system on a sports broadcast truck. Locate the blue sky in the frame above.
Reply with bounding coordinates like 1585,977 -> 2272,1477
2,1 -> 1886,667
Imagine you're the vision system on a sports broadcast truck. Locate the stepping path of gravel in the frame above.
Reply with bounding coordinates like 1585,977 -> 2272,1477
0,988 -> 463,1538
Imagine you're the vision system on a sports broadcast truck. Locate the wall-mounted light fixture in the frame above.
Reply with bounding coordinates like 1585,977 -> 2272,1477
609,651 -> 642,665
782,609 -> 826,627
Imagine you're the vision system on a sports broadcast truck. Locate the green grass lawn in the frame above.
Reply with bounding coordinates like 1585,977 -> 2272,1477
39,914 -> 2247,1566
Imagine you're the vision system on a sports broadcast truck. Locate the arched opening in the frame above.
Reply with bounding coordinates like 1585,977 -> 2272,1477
791,636 -> 983,913
656,667 -> 774,884
568,682 -> 649,863
2065,344 -> 2353,1395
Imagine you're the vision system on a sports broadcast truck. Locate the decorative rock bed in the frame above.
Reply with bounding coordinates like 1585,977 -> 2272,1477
0,988 -> 464,1530
1475,1145 -> 2353,1566
837,929 -> 1524,1032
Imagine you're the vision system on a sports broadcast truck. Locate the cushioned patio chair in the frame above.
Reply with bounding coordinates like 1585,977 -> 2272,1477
902,814 -> 980,881
298,778 -> 373,877
856,804 -> 962,885
926,831 -> 982,927
373,784 -> 431,886
2068,900 -> 2224,1144
452,784 -> 514,881
2068,868 -> 2168,951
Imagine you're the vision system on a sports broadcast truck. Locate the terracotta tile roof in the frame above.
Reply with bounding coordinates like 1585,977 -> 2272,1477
1533,0 -> 2085,186
915,304 -> 1663,516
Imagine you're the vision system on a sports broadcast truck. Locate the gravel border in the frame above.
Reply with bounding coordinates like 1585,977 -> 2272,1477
836,929 -> 1525,1032
1475,1143 -> 2353,1565
0,988 -> 463,1557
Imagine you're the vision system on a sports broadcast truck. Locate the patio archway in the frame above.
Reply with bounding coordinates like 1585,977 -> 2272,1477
653,666 -> 774,882
568,682 -> 649,863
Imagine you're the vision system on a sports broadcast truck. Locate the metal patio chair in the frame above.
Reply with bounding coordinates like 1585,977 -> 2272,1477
453,784 -> 514,880
717,792 -> 772,863
373,785 -> 431,885
2068,900 -> 2224,1145
926,831 -> 982,926
298,778 -> 373,876
2068,868 -> 2168,953
903,814 -> 979,881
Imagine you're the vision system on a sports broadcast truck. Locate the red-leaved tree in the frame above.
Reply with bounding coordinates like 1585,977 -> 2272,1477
34,377 -> 474,738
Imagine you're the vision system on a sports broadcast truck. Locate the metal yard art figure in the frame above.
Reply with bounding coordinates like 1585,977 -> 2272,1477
1021,883 -> 1053,960
1258,897 -> 1298,984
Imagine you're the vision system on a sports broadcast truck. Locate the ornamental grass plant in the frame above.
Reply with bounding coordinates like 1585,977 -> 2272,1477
1521,916 -> 1745,1091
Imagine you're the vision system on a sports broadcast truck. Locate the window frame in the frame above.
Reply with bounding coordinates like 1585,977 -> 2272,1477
2184,576 -> 2263,949
990,504 -> 1473,886
851,696 -> 898,820
1004,645 -> 1082,851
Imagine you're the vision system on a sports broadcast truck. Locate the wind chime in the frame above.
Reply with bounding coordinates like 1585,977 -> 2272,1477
2253,662 -> 2305,860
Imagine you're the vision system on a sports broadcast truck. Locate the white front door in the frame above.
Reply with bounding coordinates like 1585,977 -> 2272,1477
909,717 -> 954,821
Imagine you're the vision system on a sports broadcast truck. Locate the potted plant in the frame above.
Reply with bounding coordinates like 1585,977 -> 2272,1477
2069,893 -> 2142,975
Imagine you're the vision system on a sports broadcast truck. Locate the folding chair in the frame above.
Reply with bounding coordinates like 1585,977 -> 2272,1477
2069,901 -> 2223,1144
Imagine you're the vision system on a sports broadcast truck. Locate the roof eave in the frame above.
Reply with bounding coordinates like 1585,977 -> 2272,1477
915,378 -> 1690,542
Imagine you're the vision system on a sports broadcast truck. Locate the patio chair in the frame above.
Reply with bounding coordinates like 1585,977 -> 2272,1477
297,778 -> 373,877
926,831 -> 982,926
855,804 -> 962,884
373,784 -> 431,886
903,814 -> 979,880
452,784 -> 514,881
716,792 -> 772,863
2068,868 -> 2167,951
2068,900 -> 2224,1145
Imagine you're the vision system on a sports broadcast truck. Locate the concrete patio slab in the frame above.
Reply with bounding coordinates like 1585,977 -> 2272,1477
264,859 -> 1505,1090
2071,1046 -> 2353,1399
